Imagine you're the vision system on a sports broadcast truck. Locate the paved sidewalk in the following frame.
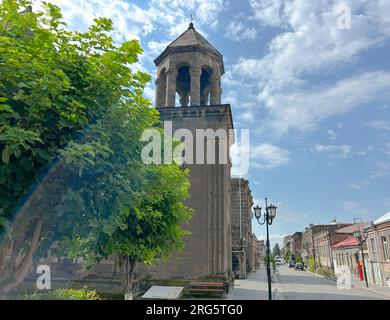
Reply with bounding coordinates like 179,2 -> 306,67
228,267 -> 272,300
305,269 -> 390,299
350,276 -> 390,300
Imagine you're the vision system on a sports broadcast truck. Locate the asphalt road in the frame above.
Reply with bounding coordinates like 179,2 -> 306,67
274,265 -> 387,300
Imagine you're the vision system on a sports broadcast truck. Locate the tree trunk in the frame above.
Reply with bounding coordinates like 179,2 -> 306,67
0,217 -> 43,299
118,255 -> 137,299
111,253 -> 118,279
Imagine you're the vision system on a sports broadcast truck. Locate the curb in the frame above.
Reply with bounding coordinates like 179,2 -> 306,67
306,270 -> 336,282
308,270 -> 390,299
349,283 -> 390,300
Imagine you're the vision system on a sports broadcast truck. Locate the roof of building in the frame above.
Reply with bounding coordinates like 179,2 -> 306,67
331,236 -> 360,249
154,23 -> 224,71
335,223 -> 369,234
374,211 -> 390,225
292,231 -> 302,238
167,23 -> 222,56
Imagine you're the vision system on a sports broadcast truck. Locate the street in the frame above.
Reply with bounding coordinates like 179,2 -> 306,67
229,265 -> 390,300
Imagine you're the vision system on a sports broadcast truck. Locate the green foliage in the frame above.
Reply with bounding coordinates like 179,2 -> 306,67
0,0 -> 149,231
25,288 -> 101,300
284,250 -> 292,262
317,267 -> 336,279
0,0 -> 192,292
272,243 -> 281,258
264,255 -> 276,271
307,257 -> 315,272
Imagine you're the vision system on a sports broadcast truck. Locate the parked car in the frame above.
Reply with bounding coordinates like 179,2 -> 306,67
288,260 -> 296,268
295,263 -> 305,271
275,258 -> 285,265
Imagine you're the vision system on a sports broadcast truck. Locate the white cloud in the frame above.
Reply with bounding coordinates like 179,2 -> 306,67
237,111 -> 255,123
312,144 -> 352,159
225,19 -> 257,41
33,0 -> 226,105
349,162 -> 390,190
34,0 -> 225,44
257,234 -> 288,247
231,142 -> 290,176
147,40 -> 171,55
249,0 -> 286,28
327,130 -> 338,141
143,86 -> 155,102
366,120 -> 390,130
229,0 -> 390,135
342,201 -> 369,217
250,143 -> 290,170
383,143 -> 390,156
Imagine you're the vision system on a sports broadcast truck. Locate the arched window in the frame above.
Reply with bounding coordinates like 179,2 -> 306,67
176,64 -> 191,107
200,66 -> 213,105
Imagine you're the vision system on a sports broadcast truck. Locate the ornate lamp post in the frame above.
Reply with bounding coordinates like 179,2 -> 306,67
353,230 -> 369,288
254,198 -> 277,301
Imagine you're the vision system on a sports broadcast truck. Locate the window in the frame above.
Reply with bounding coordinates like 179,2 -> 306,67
381,237 -> 389,261
370,237 -> 377,253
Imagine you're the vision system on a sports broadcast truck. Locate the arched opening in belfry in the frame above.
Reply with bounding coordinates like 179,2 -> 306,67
176,64 -> 191,107
200,66 -> 212,105
157,68 -> 167,107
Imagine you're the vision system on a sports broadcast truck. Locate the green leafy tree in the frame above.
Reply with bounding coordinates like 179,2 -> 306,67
0,0 -> 192,298
272,243 -> 281,258
307,257 -> 316,272
284,250 -> 292,262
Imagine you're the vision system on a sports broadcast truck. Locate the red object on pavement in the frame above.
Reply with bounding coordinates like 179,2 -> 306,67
358,262 -> 363,281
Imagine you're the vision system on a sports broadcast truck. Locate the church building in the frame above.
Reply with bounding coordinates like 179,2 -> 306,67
137,23 -> 235,289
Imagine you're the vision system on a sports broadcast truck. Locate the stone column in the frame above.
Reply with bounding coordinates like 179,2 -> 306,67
190,66 -> 201,106
155,78 -> 161,107
165,68 -> 178,107
179,94 -> 189,107
210,73 -> 221,105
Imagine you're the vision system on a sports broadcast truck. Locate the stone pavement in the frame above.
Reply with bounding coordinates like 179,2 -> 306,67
228,267 -> 273,300
227,265 -> 390,300
349,275 -> 390,300
274,265 -> 389,300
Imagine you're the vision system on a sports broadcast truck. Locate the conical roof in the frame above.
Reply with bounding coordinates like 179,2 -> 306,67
154,23 -> 224,70
168,23 -> 222,56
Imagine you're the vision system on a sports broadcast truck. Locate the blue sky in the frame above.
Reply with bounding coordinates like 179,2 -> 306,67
34,0 -> 390,247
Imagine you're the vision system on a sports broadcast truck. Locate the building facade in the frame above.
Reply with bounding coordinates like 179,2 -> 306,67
292,232 -> 302,260
283,235 -> 294,257
332,236 -> 368,281
231,178 -> 254,279
314,223 -> 364,271
137,23 -> 234,285
365,212 -> 390,286
251,234 -> 264,271
302,221 -> 352,267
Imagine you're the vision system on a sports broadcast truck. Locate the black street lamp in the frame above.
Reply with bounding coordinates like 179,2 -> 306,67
254,198 -> 277,301
353,230 -> 369,288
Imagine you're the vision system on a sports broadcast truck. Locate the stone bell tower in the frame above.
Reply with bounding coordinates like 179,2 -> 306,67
154,22 -> 223,108
139,23 -> 234,289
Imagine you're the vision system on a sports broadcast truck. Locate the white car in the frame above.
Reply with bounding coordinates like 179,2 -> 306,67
275,259 -> 285,265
